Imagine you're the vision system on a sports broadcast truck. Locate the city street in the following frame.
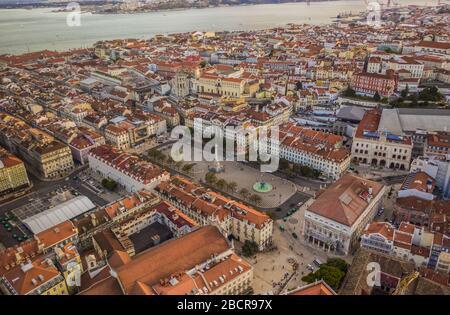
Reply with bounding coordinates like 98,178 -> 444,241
0,167 -> 111,247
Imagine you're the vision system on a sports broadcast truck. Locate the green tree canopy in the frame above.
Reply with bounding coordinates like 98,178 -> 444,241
301,265 -> 345,291
242,241 -> 259,257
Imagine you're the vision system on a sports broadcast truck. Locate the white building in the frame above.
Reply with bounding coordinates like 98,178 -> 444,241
88,145 -> 169,192
303,174 -> 385,255
351,109 -> 413,170
264,123 -> 351,180
410,156 -> 450,200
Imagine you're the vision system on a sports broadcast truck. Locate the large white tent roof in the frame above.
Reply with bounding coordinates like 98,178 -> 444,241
23,196 -> 95,234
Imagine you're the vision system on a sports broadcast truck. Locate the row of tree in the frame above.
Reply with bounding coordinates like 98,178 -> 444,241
342,87 -> 388,103
279,159 -> 321,179
204,171 -> 263,205
147,149 -> 197,174
392,86 -> 445,108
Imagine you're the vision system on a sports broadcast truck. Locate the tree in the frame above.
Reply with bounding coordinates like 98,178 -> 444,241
182,163 -> 194,173
101,178 -> 117,191
301,265 -> 346,291
419,86 -> 444,102
373,91 -> 381,101
249,194 -> 262,204
227,181 -> 237,192
279,158 -> 290,171
410,94 -> 418,107
205,172 -> 218,184
239,188 -> 250,199
148,148 -> 163,160
400,85 -> 409,98
295,81 -> 303,91
293,164 -> 315,178
326,258 -> 349,273
342,87 -> 356,98
242,240 -> 259,257
216,179 -> 227,190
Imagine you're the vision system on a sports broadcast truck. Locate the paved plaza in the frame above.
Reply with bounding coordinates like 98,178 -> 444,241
161,146 -> 298,209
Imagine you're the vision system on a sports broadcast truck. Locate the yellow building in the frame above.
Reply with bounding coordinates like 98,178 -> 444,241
219,97 -> 248,112
196,74 -> 246,97
0,146 -> 30,196
34,142 -> 75,179
0,113 -> 75,179
436,252 -> 450,274
55,243 -> 83,295
0,257 -> 69,295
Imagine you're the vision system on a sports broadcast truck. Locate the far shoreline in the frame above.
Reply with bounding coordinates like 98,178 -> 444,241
0,0 -> 361,16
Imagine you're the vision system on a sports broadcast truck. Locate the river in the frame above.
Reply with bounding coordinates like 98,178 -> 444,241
0,0 -> 436,54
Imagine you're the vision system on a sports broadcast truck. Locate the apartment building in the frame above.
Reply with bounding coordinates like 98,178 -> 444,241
425,132 -> 450,158
387,56 -> 424,79
0,257 -> 69,295
0,146 -> 30,196
411,155 -> 450,200
34,142 -> 75,179
79,226 -> 254,295
265,123 -> 351,180
153,100 -> 181,128
0,113 -> 75,179
351,109 -> 413,170
393,171 -> 437,226
155,176 -> 273,250
69,130 -> 106,165
34,221 -> 79,255
104,124 -> 131,150
88,145 -> 170,192
362,221 -> 450,273
360,222 -> 395,255
303,174 -> 385,255
351,70 -> 398,97
414,41 -> 450,56
104,114 -> 167,150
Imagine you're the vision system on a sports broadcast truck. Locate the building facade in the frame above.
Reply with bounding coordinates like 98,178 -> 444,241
303,174 -> 385,255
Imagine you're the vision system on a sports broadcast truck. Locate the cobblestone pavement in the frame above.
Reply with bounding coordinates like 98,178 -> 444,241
189,160 -> 297,209
250,202 -> 354,294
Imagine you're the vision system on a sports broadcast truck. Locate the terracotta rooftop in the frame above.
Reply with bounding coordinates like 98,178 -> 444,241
307,174 -> 384,227
116,226 -> 230,294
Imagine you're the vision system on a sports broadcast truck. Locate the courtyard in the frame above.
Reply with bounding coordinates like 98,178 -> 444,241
129,222 -> 173,254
